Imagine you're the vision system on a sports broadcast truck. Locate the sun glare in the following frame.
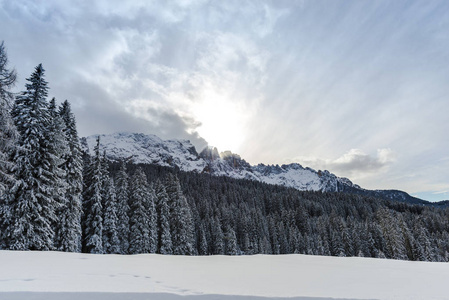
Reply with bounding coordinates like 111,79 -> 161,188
192,88 -> 247,153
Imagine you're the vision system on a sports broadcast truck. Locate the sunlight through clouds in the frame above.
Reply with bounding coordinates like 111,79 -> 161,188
191,85 -> 248,153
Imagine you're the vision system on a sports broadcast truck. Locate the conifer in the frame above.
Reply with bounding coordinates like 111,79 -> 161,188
8,64 -> 57,250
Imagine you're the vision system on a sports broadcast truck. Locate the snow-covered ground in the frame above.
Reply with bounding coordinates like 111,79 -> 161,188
0,251 -> 448,300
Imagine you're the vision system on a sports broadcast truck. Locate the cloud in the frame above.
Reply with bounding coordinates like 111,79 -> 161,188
61,76 -> 208,151
432,190 -> 448,195
296,148 -> 396,179
1,0 -> 273,153
2,0 -> 449,200
332,148 -> 396,174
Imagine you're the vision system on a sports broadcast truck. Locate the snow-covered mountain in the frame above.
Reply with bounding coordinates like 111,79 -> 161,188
82,133 -> 206,172
81,132 -> 439,205
81,132 -> 360,193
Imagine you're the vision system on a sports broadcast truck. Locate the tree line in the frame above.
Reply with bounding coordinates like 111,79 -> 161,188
1,41 -> 448,261
113,163 -> 448,261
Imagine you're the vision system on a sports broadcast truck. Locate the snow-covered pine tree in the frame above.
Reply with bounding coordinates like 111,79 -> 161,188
0,40 -> 17,196
58,100 -> 83,252
277,221 -> 289,254
8,64 -> 58,250
47,98 -> 70,251
225,225 -> 238,255
414,222 -> 432,262
129,167 -> 151,254
198,222 -> 208,255
154,179 -> 172,254
147,184 -> 158,253
165,173 -> 195,255
0,41 -> 16,100
102,177 -> 120,254
114,160 -> 130,254
82,136 -> 103,254
211,216 -> 224,255
377,208 -> 406,260
0,41 -> 18,249
100,151 -> 112,251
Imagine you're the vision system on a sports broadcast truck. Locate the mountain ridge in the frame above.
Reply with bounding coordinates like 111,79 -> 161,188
81,132 -> 445,206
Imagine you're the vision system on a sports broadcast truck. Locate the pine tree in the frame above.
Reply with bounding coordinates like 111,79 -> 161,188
129,167 -> 151,254
225,225 -> 238,255
102,177 -> 120,254
154,180 -> 172,254
377,208 -> 406,260
268,217 -> 280,254
100,151 -> 111,250
0,41 -> 18,248
198,223 -> 208,255
0,40 -> 17,196
115,160 -> 130,254
211,216 -> 224,255
82,136 -> 103,254
165,173 -> 195,255
47,98 -> 70,251
146,184 -> 158,254
7,64 -> 58,250
415,223 -> 432,261
58,100 -> 83,252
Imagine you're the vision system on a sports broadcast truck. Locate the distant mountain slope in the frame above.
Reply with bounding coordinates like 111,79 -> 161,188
81,133 -> 359,193
81,132 -> 444,206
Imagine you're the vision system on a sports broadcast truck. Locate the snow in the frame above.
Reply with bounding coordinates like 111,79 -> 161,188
84,133 -> 207,173
257,166 -> 322,191
83,132 -> 354,193
1,251 -> 448,300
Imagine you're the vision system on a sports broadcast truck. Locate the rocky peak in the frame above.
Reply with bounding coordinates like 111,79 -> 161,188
199,146 -> 220,161
219,151 -> 251,170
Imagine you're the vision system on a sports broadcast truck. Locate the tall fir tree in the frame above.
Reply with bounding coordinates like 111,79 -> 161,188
211,216 -> 224,255
47,98 -> 70,251
225,225 -> 238,255
82,136 -> 104,254
100,151 -> 111,249
0,41 -> 18,248
0,40 -> 17,196
129,167 -> 151,254
165,173 -> 195,255
377,208 -> 406,260
114,160 -> 130,254
58,100 -> 83,252
7,64 -> 58,250
154,180 -> 172,254
144,184 -> 158,253
197,222 -> 208,256
102,177 -> 120,254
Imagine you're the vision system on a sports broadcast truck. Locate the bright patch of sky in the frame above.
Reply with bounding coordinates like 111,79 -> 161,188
1,0 -> 448,201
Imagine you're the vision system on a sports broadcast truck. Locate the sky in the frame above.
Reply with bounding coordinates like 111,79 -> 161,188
1,0 -> 448,201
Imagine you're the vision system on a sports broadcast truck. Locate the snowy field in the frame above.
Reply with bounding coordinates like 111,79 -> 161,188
0,251 -> 448,300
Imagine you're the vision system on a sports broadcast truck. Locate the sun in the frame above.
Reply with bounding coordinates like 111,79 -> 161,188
192,88 -> 247,153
